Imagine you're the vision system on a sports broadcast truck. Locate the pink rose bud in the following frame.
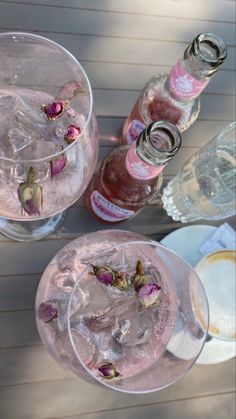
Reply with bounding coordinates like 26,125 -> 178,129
38,302 -> 58,323
42,101 -> 66,120
91,265 -> 115,285
17,167 -> 43,216
50,153 -> 67,179
98,363 -> 120,380
64,124 -> 81,144
138,283 -> 162,307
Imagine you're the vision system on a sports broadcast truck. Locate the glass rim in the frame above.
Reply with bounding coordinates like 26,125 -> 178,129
66,238 -> 209,394
0,31 -> 94,164
194,32 -> 227,66
195,248 -> 236,342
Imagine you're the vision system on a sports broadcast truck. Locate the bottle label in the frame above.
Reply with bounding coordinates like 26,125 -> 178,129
125,142 -> 165,180
169,60 -> 209,99
126,119 -> 146,144
90,191 -> 135,222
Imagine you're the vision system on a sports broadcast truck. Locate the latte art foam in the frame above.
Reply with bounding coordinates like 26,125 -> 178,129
195,250 -> 236,341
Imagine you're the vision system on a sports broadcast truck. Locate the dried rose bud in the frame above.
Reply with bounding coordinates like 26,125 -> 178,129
138,283 -> 162,307
38,302 -> 58,323
18,167 -> 43,216
98,363 -> 120,380
113,272 -> 129,290
41,101 -> 67,120
91,265 -> 115,285
132,259 -> 147,292
64,124 -> 81,144
50,151 -> 67,179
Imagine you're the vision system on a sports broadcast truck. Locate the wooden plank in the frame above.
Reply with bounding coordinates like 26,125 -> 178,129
48,394 -> 236,419
0,239 -> 71,276
97,117 -> 233,148
0,274 -> 40,310
0,3 -> 235,44
0,204 -> 180,262
0,346 -> 71,385
0,362 -> 235,419
93,89 -> 235,120
1,0 -> 235,23
7,62 -> 235,96
0,343 -> 235,389
82,61 -> 236,95
0,310 -> 41,348
0,30 -> 234,71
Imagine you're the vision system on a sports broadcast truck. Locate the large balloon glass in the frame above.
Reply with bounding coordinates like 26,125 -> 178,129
35,230 -> 209,393
0,32 -> 98,241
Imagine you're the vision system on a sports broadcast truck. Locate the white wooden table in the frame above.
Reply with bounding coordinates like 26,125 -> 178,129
0,1 -> 235,418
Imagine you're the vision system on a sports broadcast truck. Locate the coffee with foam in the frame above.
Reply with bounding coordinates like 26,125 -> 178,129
195,250 -> 236,341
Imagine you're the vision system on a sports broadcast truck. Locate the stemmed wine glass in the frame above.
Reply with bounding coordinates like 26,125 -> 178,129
0,32 -> 98,241
35,230 -> 209,393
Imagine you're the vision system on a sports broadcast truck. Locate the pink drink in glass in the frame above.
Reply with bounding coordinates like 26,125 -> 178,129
36,230 -> 209,393
0,88 -> 97,220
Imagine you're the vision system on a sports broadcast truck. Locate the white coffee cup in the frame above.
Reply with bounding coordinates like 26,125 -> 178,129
195,250 -> 236,341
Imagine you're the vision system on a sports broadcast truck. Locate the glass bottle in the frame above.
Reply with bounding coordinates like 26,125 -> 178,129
161,121 -> 236,222
121,33 -> 227,145
84,121 -> 181,223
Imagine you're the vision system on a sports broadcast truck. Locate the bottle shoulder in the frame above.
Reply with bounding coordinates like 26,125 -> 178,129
139,72 -> 200,132
99,146 -> 162,208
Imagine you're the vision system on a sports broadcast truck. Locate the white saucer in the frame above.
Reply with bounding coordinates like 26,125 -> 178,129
161,225 -> 236,365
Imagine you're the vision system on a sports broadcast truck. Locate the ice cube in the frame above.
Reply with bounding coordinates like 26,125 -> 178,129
110,298 -> 153,347
72,319 -> 123,364
77,277 -> 113,318
56,247 -> 77,273
8,127 -> 33,152
56,299 -> 71,332
0,94 -> 17,116
52,271 -> 76,292
71,328 -> 95,365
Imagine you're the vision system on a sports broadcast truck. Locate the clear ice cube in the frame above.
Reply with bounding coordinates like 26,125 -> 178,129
8,127 -> 33,152
76,277 -> 112,318
52,271 -> 77,292
0,94 -> 17,116
110,298 -> 153,347
56,248 -> 77,273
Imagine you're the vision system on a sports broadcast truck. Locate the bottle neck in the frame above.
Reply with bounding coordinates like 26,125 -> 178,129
125,121 -> 181,180
166,33 -> 227,102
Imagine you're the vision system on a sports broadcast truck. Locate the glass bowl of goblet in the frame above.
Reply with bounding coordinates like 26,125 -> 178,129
0,32 -> 98,241
35,230 -> 209,393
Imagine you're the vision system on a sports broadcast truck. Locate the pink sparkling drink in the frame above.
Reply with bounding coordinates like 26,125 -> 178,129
0,88 -> 97,220
0,32 -> 98,240
35,230 -> 209,393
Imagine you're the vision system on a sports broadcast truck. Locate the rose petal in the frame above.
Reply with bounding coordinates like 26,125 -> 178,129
98,363 -> 120,379
64,124 -> 81,144
38,302 -> 58,323
50,154 -> 67,179
42,101 -> 66,120
91,265 -> 115,285
138,283 -> 161,307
